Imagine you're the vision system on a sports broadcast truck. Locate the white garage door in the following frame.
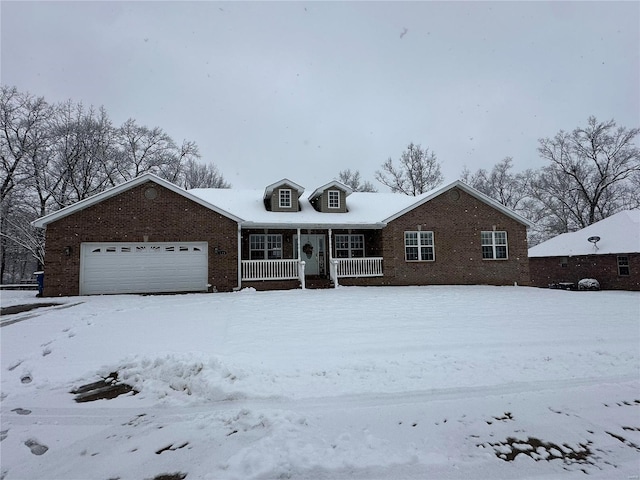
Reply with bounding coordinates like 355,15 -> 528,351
80,242 -> 208,295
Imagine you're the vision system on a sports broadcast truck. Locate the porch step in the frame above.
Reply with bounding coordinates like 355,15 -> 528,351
305,277 -> 334,289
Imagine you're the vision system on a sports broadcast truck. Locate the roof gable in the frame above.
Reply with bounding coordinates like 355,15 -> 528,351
382,180 -> 534,227
32,173 -> 243,228
263,178 -> 305,200
308,180 -> 353,201
529,209 -> 640,257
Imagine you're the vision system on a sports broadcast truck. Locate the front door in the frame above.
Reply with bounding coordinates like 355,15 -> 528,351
295,234 -> 325,276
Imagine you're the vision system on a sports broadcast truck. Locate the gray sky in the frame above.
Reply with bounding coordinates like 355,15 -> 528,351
2,1 -> 638,190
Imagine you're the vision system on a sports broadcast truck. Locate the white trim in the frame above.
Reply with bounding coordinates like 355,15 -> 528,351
308,180 -> 353,201
481,230 -> 509,260
383,180 -> 534,228
404,231 -> 435,262
279,189 -> 292,208
32,173 -> 243,228
334,234 -> 364,258
263,178 -> 305,199
328,190 -> 341,209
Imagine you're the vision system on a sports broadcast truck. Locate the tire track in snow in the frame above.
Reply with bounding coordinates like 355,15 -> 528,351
3,373 -> 637,427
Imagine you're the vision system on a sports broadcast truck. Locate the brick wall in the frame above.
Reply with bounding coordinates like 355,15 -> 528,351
529,253 -> 640,290
370,187 -> 530,286
42,181 -> 239,296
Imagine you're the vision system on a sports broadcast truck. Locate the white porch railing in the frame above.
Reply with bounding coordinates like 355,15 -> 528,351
336,257 -> 383,278
242,259 -> 299,281
241,257 -> 383,282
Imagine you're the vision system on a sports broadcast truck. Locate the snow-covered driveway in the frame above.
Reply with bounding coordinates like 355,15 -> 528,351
1,286 -> 639,479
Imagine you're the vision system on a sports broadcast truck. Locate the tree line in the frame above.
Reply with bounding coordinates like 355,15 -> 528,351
2,85 -> 639,282
339,117 -> 639,246
1,86 -> 229,282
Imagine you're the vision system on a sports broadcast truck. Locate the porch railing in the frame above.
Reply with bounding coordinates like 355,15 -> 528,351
336,257 -> 383,278
242,259 -> 299,281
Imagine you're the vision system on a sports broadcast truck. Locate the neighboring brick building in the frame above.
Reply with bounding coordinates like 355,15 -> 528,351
528,210 -> 640,291
33,174 -> 532,296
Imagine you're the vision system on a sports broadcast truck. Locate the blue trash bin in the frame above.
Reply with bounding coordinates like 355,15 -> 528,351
34,271 -> 44,296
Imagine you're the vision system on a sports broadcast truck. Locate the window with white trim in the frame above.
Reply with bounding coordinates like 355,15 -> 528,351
328,190 -> 340,209
481,231 -> 508,259
249,234 -> 282,260
279,189 -> 291,208
618,256 -> 630,276
404,231 -> 434,261
335,234 -> 364,258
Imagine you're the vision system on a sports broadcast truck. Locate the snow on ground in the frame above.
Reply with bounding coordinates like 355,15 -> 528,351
1,286 -> 639,479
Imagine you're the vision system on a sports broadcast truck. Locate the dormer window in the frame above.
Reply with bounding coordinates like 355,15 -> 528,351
308,181 -> 353,213
328,190 -> 340,209
279,189 -> 292,209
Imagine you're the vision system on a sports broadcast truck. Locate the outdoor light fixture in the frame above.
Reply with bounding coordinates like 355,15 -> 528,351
64,246 -> 72,256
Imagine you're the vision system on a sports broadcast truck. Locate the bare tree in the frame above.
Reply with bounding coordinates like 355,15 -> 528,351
1,86 -> 52,204
376,142 -> 443,195
0,86 -> 232,280
460,157 -> 535,212
337,169 -> 377,192
535,116 -> 640,230
1,86 -> 53,280
179,158 -> 231,189
113,119 -> 177,182
49,101 -> 117,207
156,139 -> 201,184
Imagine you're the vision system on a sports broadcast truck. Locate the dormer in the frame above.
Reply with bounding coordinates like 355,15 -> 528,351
308,181 -> 353,213
263,179 -> 305,212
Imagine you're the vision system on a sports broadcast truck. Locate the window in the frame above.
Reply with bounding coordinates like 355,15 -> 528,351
481,231 -> 508,259
335,234 -> 364,258
560,257 -> 568,267
618,256 -> 630,276
279,189 -> 291,208
250,234 -> 282,260
404,231 -> 434,261
328,190 -> 340,209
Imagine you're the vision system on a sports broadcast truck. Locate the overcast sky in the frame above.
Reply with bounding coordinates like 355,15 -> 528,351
2,1 -> 638,190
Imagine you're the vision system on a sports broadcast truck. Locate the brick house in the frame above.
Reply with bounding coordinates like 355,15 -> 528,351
528,210 -> 640,291
32,173 -> 532,296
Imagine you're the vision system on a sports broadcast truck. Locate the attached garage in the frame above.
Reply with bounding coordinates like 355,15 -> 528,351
80,242 -> 209,295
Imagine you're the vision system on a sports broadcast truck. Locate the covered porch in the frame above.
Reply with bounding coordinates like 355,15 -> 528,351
239,227 -> 384,289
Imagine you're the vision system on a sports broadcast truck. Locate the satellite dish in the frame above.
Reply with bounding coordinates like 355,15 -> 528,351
588,236 -> 600,249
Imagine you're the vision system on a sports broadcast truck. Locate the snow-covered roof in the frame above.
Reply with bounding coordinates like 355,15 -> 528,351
188,188 -> 416,228
528,210 -> 640,257
263,178 -> 305,200
32,173 -> 533,231
189,179 -> 533,229
308,180 -> 353,201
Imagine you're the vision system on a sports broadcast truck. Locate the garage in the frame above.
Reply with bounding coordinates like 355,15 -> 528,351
80,242 -> 209,295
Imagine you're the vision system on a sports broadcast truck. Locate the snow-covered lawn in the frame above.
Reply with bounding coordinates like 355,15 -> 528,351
1,286 -> 639,479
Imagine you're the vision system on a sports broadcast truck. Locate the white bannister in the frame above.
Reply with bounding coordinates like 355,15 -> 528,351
329,259 -> 339,288
242,259 -> 299,280
336,257 -> 383,278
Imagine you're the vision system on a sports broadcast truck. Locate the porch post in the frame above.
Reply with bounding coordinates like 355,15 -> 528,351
328,228 -> 338,288
237,224 -> 242,290
297,227 -> 305,289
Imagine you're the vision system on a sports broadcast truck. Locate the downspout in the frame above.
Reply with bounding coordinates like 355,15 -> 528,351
235,223 -> 242,291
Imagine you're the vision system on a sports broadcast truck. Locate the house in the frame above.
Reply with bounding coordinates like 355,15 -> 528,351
528,210 -> 640,291
32,173 -> 533,296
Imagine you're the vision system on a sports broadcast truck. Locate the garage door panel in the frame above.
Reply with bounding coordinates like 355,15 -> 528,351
80,242 -> 208,295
